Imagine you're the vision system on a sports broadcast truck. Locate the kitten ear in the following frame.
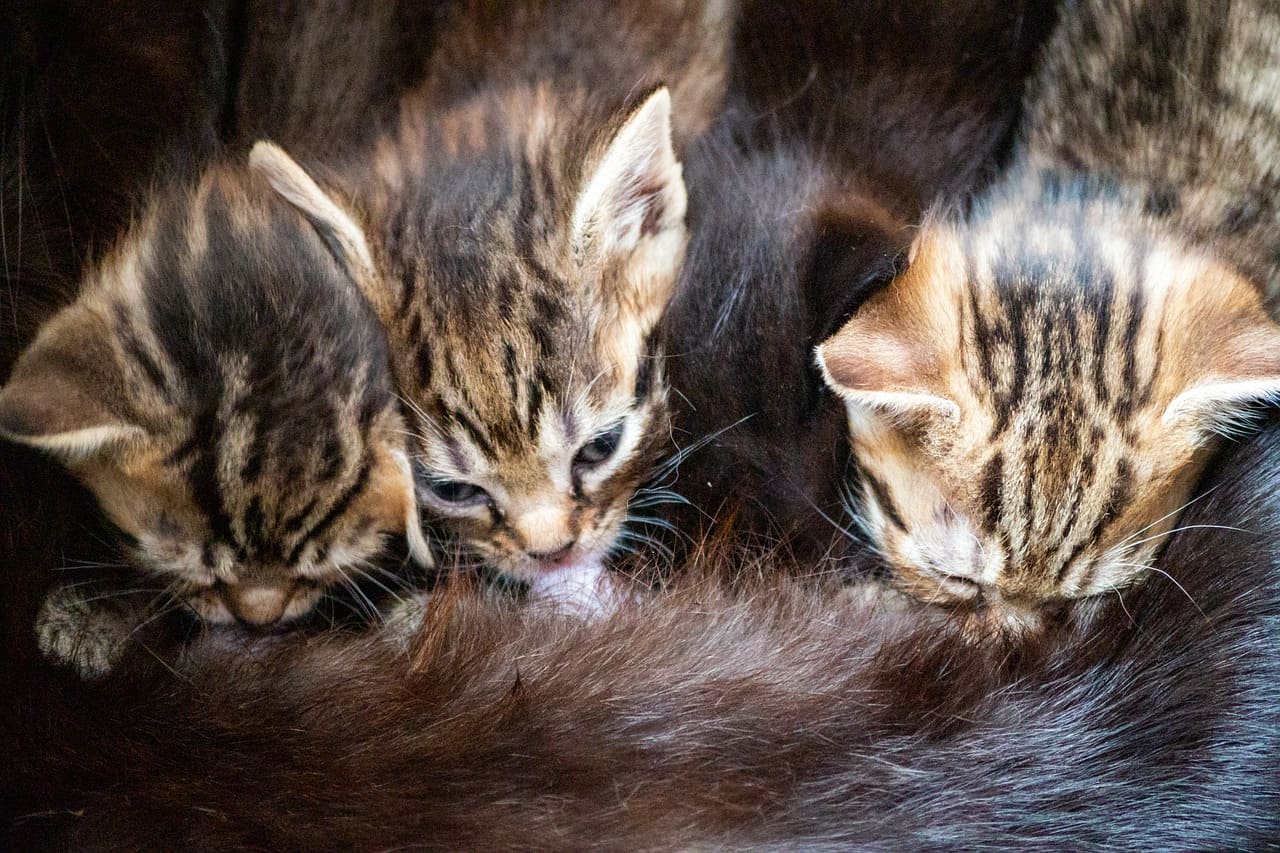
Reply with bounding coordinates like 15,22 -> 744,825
1163,326 -> 1280,439
248,141 -> 376,281
0,331 -> 141,460
571,87 -> 687,265
816,225 -> 962,430
816,327 -> 960,428
1158,255 -> 1280,440
391,449 -> 435,568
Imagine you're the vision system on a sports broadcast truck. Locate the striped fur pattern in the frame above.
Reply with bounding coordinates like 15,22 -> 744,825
337,0 -> 734,593
1022,0 -> 1280,316
0,159 -> 425,674
819,0 -> 1280,636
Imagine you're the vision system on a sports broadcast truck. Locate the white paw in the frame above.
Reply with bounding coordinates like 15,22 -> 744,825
842,578 -> 911,612
36,586 -> 138,679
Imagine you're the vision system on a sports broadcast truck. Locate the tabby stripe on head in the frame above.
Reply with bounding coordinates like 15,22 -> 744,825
978,452 -> 1004,532
862,470 -> 909,533
447,405 -> 497,459
184,408 -> 238,550
1114,260 -> 1148,420
415,342 -> 434,389
286,454 -> 374,565
526,378 -> 545,438
240,422 -> 269,482
1086,257 -> 1115,407
1056,457 -> 1134,587
113,304 -> 171,397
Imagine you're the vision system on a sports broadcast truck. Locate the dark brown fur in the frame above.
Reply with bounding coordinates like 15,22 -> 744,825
7,422 -> 1280,849
658,0 -> 1058,563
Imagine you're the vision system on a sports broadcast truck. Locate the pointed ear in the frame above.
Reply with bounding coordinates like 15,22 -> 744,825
0,330 -> 142,460
391,448 -> 434,568
571,87 -> 687,262
248,141 -> 376,281
1152,251 -> 1280,441
1163,324 -> 1280,440
805,195 -> 910,346
816,224 -> 963,430
816,326 -> 960,428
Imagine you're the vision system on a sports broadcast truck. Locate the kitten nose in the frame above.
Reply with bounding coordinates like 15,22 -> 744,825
222,583 -> 295,627
529,540 -> 577,566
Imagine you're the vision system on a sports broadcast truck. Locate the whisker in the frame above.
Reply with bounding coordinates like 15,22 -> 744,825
1117,522 -> 1253,552
1112,486 -> 1224,549
1110,560 -> 1211,626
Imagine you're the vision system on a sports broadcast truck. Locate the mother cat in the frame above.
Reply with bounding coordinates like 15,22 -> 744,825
9,424 -> 1280,848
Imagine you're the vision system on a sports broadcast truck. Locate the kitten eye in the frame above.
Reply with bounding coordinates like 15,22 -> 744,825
426,479 -> 487,505
574,423 -> 625,470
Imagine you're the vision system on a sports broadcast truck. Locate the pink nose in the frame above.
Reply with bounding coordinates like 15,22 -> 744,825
529,541 -> 576,566
221,583 -> 297,626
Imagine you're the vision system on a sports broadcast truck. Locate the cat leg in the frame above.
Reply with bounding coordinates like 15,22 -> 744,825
36,583 -> 149,679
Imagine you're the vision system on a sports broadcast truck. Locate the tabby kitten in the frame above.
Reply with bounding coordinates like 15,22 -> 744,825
0,151 -> 429,676
254,0 -> 734,607
818,0 -> 1280,636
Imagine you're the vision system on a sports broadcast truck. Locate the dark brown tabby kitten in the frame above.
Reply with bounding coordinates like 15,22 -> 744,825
819,0 -> 1280,637
0,152 -> 428,676
251,0 -> 734,609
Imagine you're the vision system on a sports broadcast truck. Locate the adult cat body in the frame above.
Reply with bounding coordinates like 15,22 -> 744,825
9,423 -> 1280,849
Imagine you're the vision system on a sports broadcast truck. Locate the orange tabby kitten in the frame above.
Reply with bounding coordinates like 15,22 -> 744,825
818,0 -> 1280,636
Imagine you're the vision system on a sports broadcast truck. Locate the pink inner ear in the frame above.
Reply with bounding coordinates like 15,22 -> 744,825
0,380 -> 97,440
821,327 -> 923,395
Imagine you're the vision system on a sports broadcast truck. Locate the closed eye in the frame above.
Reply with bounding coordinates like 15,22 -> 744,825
573,422 -> 625,472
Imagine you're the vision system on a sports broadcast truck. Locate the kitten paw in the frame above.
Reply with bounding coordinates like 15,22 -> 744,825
381,590 -> 433,651
842,579 -> 911,613
36,585 -> 139,679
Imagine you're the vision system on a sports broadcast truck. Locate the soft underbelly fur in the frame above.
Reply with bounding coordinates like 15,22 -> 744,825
6,423 -> 1280,850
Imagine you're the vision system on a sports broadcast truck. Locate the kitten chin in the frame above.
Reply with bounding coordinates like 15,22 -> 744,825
523,558 -> 641,619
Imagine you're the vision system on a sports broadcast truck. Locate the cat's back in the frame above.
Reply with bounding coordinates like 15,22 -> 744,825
418,0 -> 734,146
1023,0 -> 1280,305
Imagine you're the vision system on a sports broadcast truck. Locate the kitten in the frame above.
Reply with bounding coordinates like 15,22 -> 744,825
818,0 -> 1280,637
660,0 -> 1058,562
0,151 -> 429,676
252,0 -> 734,609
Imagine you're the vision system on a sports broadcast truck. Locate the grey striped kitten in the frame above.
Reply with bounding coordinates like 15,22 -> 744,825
819,0 -> 1280,638
0,152 -> 428,676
